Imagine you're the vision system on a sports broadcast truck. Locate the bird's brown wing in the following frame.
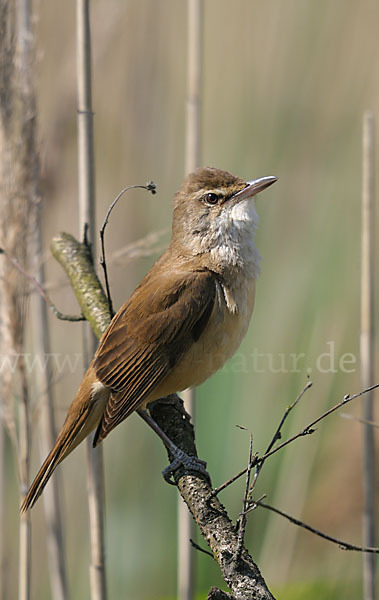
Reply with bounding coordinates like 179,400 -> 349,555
92,268 -> 216,445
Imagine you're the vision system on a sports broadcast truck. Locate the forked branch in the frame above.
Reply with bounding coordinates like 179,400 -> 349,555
213,382 -> 379,497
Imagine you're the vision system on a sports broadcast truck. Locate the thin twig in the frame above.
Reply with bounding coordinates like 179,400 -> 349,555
99,182 -> 156,318
262,380 -> 313,456
250,380 -> 312,493
0,248 -> 85,321
212,383 -> 379,497
233,430 -> 254,565
251,500 -> 379,554
189,539 -> 213,558
212,382 -> 312,498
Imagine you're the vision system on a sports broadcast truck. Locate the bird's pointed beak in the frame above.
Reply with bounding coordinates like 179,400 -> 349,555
232,176 -> 277,202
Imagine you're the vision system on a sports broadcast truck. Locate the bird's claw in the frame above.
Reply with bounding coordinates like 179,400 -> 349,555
162,448 -> 209,485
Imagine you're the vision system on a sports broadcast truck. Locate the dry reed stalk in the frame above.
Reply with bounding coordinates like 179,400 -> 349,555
17,0 -> 69,595
11,0 -> 70,596
18,362 -> 31,600
178,2 -> 203,599
76,1 -> 107,598
0,1 -> 68,597
0,1 -> 33,597
0,4 -> 15,597
361,111 -> 376,600
29,173 -> 68,600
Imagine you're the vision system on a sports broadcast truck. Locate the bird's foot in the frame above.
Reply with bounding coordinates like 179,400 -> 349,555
162,449 -> 209,485
137,406 -> 210,485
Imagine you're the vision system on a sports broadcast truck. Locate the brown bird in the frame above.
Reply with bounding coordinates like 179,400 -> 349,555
21,167 -> 276,511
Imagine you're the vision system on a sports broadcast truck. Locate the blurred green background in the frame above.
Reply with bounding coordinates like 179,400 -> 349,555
4,1 -> 379,598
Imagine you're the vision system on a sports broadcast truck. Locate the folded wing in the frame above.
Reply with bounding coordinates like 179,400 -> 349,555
93,268 -> 216,445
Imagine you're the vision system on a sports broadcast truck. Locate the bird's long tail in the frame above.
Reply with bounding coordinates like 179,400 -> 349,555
21,369 -> 108,512
20,405 -> 94,512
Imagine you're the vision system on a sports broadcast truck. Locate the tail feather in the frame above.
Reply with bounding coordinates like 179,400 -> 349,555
21,368 -> 110,512
20,405 -> 94,512
20,442 -> 66,512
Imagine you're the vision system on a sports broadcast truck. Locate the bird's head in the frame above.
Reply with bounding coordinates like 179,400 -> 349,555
171,167 -> 277,271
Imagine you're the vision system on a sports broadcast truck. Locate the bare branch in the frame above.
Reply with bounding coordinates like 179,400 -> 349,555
252,500 -> 379,554
149,397 -> 276,600
51,232 -> 110,338
233,430 -> 254,565
213,383 -> 379,497
250,380 -> 313,493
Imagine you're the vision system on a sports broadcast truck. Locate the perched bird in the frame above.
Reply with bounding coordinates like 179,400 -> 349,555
22,167 -> 276,511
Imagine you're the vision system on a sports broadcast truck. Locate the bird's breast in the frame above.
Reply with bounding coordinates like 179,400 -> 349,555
155,274 -> 256,396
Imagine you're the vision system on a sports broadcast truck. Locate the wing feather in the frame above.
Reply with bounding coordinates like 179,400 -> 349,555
93,268 -> 216,444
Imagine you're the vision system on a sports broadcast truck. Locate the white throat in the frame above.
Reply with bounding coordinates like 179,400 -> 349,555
209,198 -> 261,277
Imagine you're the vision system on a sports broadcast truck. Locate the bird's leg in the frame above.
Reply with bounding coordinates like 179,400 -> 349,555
137,408 -> 209,484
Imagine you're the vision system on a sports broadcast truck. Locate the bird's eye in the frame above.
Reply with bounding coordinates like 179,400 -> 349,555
203,192 -> 219,205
